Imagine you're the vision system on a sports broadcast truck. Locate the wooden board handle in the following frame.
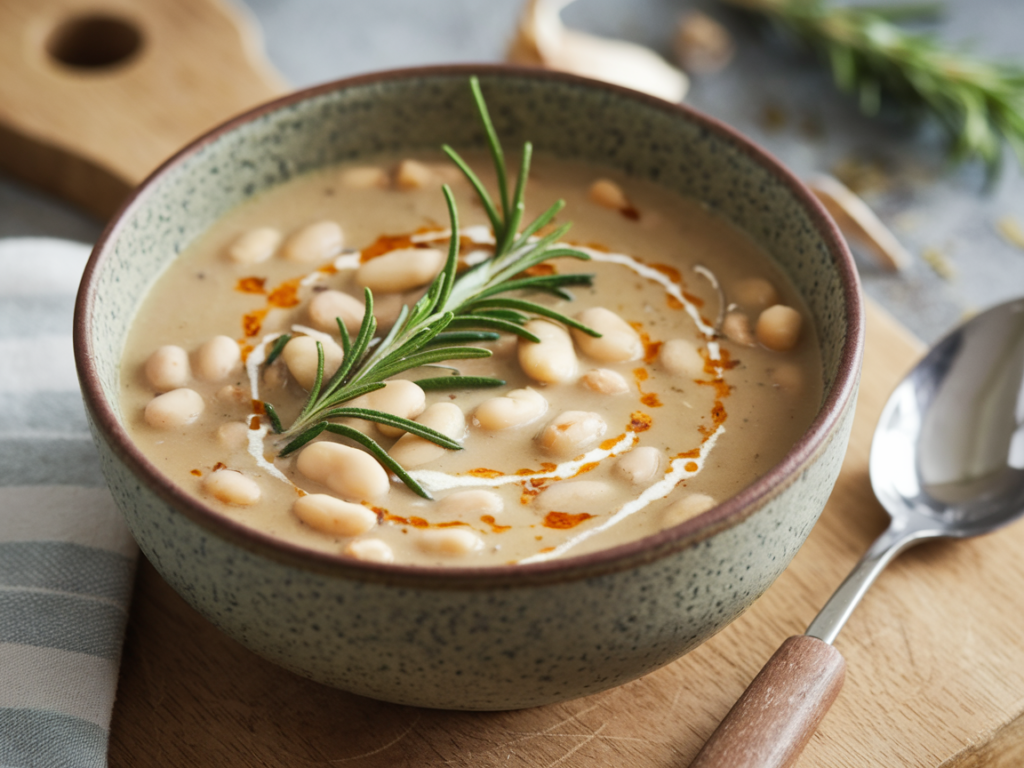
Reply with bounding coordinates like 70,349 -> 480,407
0,0 -> 287,219
689,635 -> 846,768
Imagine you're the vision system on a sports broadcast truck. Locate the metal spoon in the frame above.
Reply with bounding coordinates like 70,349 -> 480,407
690,296 -> 1024,768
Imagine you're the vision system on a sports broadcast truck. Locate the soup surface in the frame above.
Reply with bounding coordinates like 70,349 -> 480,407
120,152 -> 821,566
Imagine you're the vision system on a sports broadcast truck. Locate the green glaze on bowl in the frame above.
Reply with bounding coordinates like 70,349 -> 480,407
75,65 -> 863,710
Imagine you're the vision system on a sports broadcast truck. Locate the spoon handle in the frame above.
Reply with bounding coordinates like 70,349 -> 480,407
688,635 -> 846,768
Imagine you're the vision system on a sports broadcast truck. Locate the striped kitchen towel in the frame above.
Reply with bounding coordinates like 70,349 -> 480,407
0,238 -> 138,768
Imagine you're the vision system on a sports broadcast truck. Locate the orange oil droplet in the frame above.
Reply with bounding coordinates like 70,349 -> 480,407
650,262 -> 682,283
267,278 -> 302,308
543,511 -> 595,530
468,468 -> 504,479
236,276 -> 266,294
360,232 -> 419,262
628,411 -> 653,433
685,461 -> 699,472
600,434 -> 626,451
682,291 -> 705,308
242,309 -> 267,337
481,515 -> 511,533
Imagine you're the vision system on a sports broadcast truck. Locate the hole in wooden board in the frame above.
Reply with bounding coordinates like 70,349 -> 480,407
46,14 -> 143,69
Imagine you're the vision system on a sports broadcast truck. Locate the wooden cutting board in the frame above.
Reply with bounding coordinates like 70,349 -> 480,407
101,303 -> 1024,768
5,2 -> 1024,765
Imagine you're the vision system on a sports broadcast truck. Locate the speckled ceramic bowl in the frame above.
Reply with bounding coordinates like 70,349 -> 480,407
74,65 -> 863,710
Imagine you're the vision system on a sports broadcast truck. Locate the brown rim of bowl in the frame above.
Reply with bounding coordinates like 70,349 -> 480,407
74,63 -> 864,590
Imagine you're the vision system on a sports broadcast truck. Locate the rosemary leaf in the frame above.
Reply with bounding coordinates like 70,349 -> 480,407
427,331 -> 501,344
467,297 -> 602,336
317,408 -> 462,449
336,318 -> 351,356
264,334 -> 290,367
445,315 -> 542,342
415,375 -> 506,391
442,145 -> 503,236
278,422 -> 328,456
264,402 -> 284,434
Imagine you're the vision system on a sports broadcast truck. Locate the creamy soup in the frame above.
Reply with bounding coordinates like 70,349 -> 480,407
120,152 -> 820,567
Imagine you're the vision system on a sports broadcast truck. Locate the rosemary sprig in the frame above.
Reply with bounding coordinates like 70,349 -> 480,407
722,0 -> 1024,172
264,76 -> 600,498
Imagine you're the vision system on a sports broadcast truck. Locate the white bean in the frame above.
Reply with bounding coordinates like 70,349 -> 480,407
733,277 -> 779,311
144,345 -> 190,392
296,442 -> 391,501
293,494 -> 377,536
756,305 -> 803,352
438,489 -> 504,519
202,469 -> 261,506
537,411 -> 607,456
144,388 -> 204,429
283,221 -> 344,263
308,290 -> 366,334
614,446 -> 663,485
395,159 -> 435,190
659,338 -> 705,378
370,380 -> 427,437
473,387 -> 548,431
581,368 -> 630,395
339,166 -> 389,189
518,320 -> 578,384
417,528 -> 483,556
663,493 -> 716,527
216,421 -> 250,449
536,480 -> 610,513
571,307 -> 642,362
282,335 -> 344,391
356,247 -> 445,294
722,311 -> 756,347
195,335 -> 241,382
345,538 -> 394,563
589,178 -> 629,211
388,402 -> 465,468
227,227 -> 281,264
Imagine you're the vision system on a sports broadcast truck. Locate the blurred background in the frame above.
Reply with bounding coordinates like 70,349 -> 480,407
2,0 -> 1022,343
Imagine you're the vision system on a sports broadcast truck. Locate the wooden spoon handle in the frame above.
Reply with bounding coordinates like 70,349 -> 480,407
0,0 -> 287,219
689,635 -> 846,768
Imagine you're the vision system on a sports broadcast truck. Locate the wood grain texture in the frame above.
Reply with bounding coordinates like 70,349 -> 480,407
104,301 -> 1024,766
0,0 -> 285,219
688,635 -> 846,768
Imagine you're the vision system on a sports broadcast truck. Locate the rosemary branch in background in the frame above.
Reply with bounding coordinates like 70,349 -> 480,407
720,0 -> 1024,172
263,76 -> 598,498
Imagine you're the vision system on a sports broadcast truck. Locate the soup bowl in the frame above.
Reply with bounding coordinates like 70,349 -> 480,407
74,65 -> 863,710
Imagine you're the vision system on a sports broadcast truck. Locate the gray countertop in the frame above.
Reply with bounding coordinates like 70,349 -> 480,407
3,0 -> 1022,343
